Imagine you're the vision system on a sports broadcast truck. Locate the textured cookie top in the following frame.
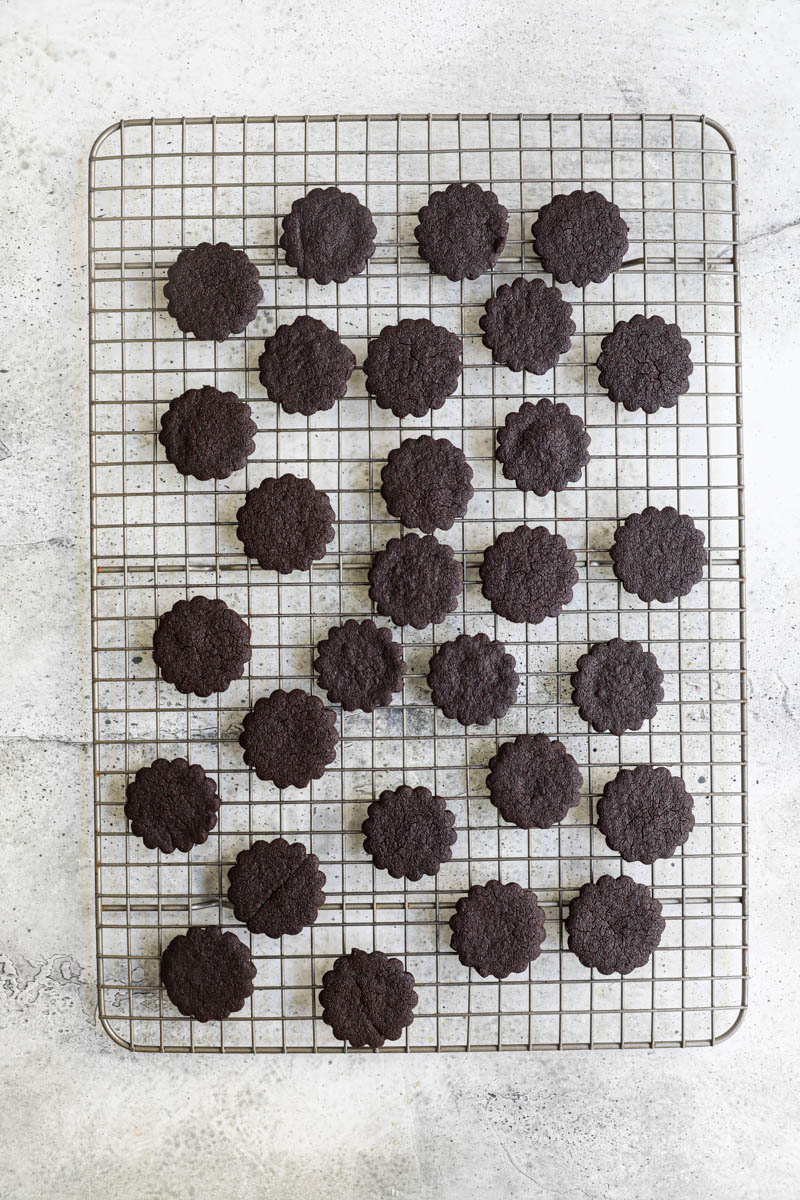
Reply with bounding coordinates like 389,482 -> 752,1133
496,398 -> 590,495
450,879 -> 547,979
480,277 -> 575,374
152,596 -> 251,698
532,190 -> 629,287
258,315 -> 356,416
368,533 -> 462,629
566,875 -> 666,975
415,181 -> 509,281
314,619 -> 406,712
164,242 -> 263,341
279,186 -> 376,285
611,506 -> 708,603
159,385 -> 257,481
236,474 -> 335,573
427,632 -> 519,727
124,757 -> 220,854
480,525 -> 578,624
319,947 -> 418,1048
487,734 -> 582,829
571,638 -> 664,735
597,314 -> 693,413
227,838 -> 326,937
362,785 -> 457,881
239,688 -> 339,789
364,319 -> 462,419
161,926 -> 257,1022
380,435 -> 474,533
598,765 -> 695,864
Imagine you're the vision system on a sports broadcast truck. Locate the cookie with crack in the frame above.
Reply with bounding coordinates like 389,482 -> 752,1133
279,186 -> 376,285
161,926 -> 256,1021
125,758 -> 220,853
571,638 -> 664,735
364,319 -> 462,418
598,765 -> 695,864
496,398 -> 590,495
314,619 -> 406,712
239,689 -> 338,789
480,277 -> 575,374
611,506 -> 708,603
566,875 -> 665,975
480,525 -> 578,624
368,533 -> 462,629
159,385 -> 256,480
450,880 -> 546,978
319,948 -> 418,1048
415,181 -> 509,281
532,190 -> 629,286
236,474 -> 335,573
152,596 -> 251,697
227,838 -> 326,937
164,242 -> 263,341
258,315 -> 355,416
380,435 -> 474,533
427,632 -> 519,726
487,734 -> 581,829
597,314 -> 693,413
362,785 -> 457,881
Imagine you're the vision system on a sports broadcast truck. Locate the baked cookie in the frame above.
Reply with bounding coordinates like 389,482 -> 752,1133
427,632 -> 519,726
450,880 -> 547,978
236,474 -> 335,573
496,398 -> 590,495
380,436 -> 474,533
161,926 -> 256,1021
227,838 -> 326,937
258,315 -> 356,416
240,689 -> 339,789
571,638 -> 664,735
164,242 -> 263,341
487,734 -> 581,829
314,619 -> 406,712
480,525 -> 578,624
532,190 -> 629,287
319,948 -> 418,1048
364,319 -> 462,419
611,507 -> 708,603
597,765 -> 695,864
124,758 -> 220,853
597,315 -> 693,413
566,875 -> 666,975
152,596 -> 251,697
159,385 -> 256,480
368,533 -> 462,629
362,785 -> 457,881
479,277 -> 575,374
279,186 -> 376,285
415,181 -> 509,281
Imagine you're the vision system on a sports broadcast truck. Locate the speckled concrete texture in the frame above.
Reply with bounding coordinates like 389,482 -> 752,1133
1,1 -> 799,1196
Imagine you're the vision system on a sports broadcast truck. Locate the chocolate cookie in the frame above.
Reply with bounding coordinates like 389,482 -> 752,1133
427,632 -> 519,726
480,525 -> 578,624
532,190 -> 629,287
362,785 -> 457,881
479,277 -> 575,374
415,181 -> 509,281
164,242 -> 263,341
279,186 -> 376,285
161,926 -> 256,1021
152,596 -> 251,697
314,619 -> 406,712
598,766 -> 695,864
368,533 -> 462,629
380,436 -> 474,533
364,319 -> 462,419
611,507 -> 708,603
124,758 -> 220,854
159,385 -> 257,481
227,838 -> 326,937
571,638 -> 664,735
240,689 -> 338,789
319,948 -> 418,1049
496,398 -> 590,495
597,314 -> 693,413
487,734 -> 581,829
236,474 -> 335,573
450,880 -> 546,979
566,875 -> 666,975
258,315 -> 356,416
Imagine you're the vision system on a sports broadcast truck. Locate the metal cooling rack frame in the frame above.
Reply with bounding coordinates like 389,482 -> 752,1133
89,113 -> 747,1053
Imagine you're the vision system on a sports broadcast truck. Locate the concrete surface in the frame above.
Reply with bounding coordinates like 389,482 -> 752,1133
1,1 -> 799,1196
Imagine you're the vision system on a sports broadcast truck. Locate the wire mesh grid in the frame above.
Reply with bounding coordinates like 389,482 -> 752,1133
88,113 -> 747,1053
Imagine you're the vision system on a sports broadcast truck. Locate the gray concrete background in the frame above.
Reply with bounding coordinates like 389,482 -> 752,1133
1,1 -> 799,1196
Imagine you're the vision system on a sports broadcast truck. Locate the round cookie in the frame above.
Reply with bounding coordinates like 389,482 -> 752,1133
480,525 -> 578,624
571,638 -> 664,735
450,880 -> 546,979
532,190 -> 629,287
487,734 -> 581,829
319,948 -> 418,1049
227,838 -> 326,937
239,688 -> 338,789
159,385 -> 256,481
364,319 -> 462,419
479,277 -> 575,374
611,506 -> 708,603
415,181 -> 509,281
427,632 -> 519,727
598,765 -> 695,864
566,875 -> 666,975
161,926 -> 256,1021
152,596 -> 251,697
164,242 -> 263,341
368,533 -> 462,630
314,619 -> 406,712
381,436 -> 473,533
236,474 -> 335,573
124,758 -> 220,854
258,315 -> 356,416
597,314 -> 693,413
279,186 -> 376,285
496,398 -> 590,495
362,785 -> 457,881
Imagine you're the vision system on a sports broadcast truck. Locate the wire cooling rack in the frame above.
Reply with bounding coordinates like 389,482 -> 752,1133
88,113 -> 746,1052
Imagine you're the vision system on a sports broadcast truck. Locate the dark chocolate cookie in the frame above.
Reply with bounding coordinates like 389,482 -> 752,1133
597,314 -> 693,413
279,186 -> 376,285
427,632 -> 519,726
164,242 -> 263,341
161,926 -> 256,1021
598,766 -> 695,864
258,315 -> 356,416
368,533 -> 462,629
152,596 -> 251,697
480,525 -> 578,624
611,506 -> 708,603
566,875 -> 666,975
487,734 -> 581,829
450,880 -> 546,979
227,838 -> 326,937
236,474 -> 335,573
380,435 -> 474,533
571,638 -> 664,735
240,689 -> 338,789
314,619 -> 406,712
496,398 -> 590,495
124,758 -> 220,854
362,785 -> 457,881
319,948 -> 418,1049
479,277 -> 575,374
532,190 -> 629,287
364,319 -> 462,419
415,181 -> 509,281
159,385 -> 257,481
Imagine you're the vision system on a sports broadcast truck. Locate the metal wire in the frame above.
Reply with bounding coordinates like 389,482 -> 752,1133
89,113 -> 747,1053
